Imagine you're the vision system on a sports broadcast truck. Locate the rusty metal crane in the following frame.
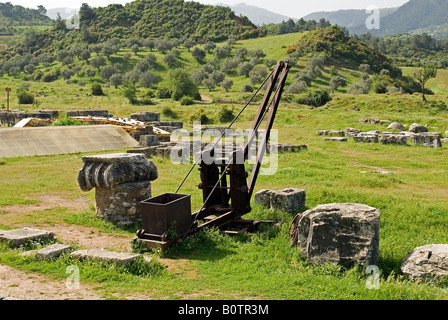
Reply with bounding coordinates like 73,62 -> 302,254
135,61 -> 291,251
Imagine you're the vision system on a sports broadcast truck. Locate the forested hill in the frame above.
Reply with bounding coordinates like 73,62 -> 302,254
3,0 -> 261,57
0,2 -> 53,26
80,0 -> 258,41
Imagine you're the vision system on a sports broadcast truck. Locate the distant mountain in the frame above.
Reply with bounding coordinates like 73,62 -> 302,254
350,0 -> 448,37
217,2 -> 298,26
303,8 -> 398,29
46,8 -> 77,20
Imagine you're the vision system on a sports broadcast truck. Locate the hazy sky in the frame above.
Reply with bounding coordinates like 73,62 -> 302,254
8,0 -> 409,18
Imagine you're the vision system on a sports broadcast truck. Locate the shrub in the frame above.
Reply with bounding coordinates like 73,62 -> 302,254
52,115 -> 82,126
180,96 -> 194,105
17,90 -> 35,104
156,87 -> 172,99
189,107 -> 212,124
297,89 -> 332,107
91,83 -> 105,96
241,84 -> 254,92
161,106 -> 178,119
218,105 -> 235,123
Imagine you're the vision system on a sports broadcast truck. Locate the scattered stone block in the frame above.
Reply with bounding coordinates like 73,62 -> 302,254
345,128 -> 362,137
380,133 -> 408,145
387,122 -> 406,131
329,130 -> 344,137
127,147 -> 156,158
323,137 -> 347,142
401,244 -> 448,281
353,133 -> 379,143
70,249 -> 141,266
316,130 -> 330,136
35,244 -> 73,261
131,112 -> 161,122
0,228 -> 54,248
412,132 -> 442,148
139,134 -> 160,147
409,123 -> 428,134
254,188 -> 306,214
290,203 -> 380,268
380,120 -> 392,126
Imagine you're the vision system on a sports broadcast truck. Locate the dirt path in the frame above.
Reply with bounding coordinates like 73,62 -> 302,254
0,264 -> 103,300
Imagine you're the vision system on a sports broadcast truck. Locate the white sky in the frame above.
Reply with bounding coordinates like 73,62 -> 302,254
9,0 -> 409,18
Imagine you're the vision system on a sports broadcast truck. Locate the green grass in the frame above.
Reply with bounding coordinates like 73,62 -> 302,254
1,33 -> 448,300
2,92 -> 448,299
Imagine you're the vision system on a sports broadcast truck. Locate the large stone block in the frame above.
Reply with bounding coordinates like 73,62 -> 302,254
290,203 -> 380,268
70,249 -> 141,266
353,133 -> 379,143
35,244 -> 73,261
254,188 -> 306,214
409,123 -> 428,134
412,132 -> 442,148
0,228 -> 54,248
380,133 -> 408,145
139,134 -> 160,147
401,244 -> 448,280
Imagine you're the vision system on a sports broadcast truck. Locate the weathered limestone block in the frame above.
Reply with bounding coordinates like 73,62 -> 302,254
380,133 -> 408,145
412,132 -> 442,148
409,123 -> 428,133
0,228 -> 54,248
329,130 -> 344,137
353,132 -> 379,143
290,203 -> 380,268
254,188 -> 306,213
345,128 -> 362,137
130,112 -> 161,122
139,134 -> 160,147
387,122 -> 406,131
35,244 -> 73,261
323,137 -> 347,142
401,244 -> 448,280
316,130 -> 330,136
70,249 -> 141,266
78,153 -> 158,226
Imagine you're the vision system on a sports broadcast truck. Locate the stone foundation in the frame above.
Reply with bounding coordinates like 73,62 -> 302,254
94,181 -> 152,226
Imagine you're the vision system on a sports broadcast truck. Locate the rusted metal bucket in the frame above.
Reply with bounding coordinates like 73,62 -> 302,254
138,193 -> 192,238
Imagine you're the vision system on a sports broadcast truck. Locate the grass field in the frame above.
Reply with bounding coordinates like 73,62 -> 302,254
1,89 -> 448,299
1,32 -> 448,300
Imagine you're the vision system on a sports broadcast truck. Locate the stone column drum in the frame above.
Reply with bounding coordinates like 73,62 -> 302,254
78,153 -> 158,227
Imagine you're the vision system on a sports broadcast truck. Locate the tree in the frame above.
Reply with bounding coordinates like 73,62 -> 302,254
221,78 -> 233,92
109,73 -> 124,88
169,68 -> 200,101
329,75 -> 347,92
163,53 -> 177,68
192,47 -> 206,62
100,65 -> 118,80
413,64 -> 437,101
37,5 -> 47,16
91,55 -> 106,71
122,80 -> 138,104
79,3 -> 95,21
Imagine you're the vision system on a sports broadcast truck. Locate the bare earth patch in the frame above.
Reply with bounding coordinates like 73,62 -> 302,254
0,264 -> 103,300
